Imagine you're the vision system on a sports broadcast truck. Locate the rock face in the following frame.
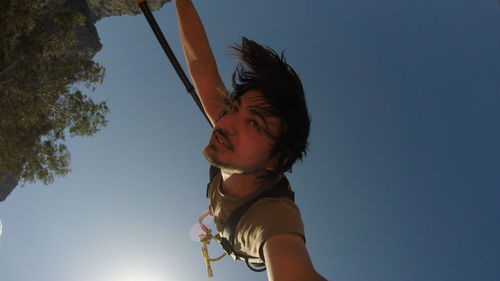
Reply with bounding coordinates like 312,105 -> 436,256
72,0 -> 171,60
33,0 -> 171,60
0,175 -> 18,202
88,0 -> 170,53
88,0 -> 170,21
0,0 -> 170,202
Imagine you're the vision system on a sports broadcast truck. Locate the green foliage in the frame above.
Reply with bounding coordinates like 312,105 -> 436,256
0,0 -> 108,185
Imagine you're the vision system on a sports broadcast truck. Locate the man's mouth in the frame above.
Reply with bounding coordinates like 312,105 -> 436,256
214,129 -> 233,150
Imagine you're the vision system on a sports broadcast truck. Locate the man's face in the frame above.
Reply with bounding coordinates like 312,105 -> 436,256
203,90 -> 282,174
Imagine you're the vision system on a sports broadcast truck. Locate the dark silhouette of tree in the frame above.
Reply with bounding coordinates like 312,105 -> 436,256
0,0 -> 108,185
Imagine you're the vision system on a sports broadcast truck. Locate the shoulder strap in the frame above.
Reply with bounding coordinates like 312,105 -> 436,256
224,177 -> 294,243
220,176 -> 294,271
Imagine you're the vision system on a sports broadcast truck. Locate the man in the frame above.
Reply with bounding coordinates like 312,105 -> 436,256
175,1 -> 326,280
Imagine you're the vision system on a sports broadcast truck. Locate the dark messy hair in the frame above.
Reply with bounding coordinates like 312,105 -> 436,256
229,37 -> 310,180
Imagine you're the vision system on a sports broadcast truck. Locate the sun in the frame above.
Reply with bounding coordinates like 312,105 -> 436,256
89,258 -> 175,281
106,269 -> 168,281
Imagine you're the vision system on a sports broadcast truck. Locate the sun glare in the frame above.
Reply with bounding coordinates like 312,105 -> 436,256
107,269 -> 167,281
88,258 -> 175,281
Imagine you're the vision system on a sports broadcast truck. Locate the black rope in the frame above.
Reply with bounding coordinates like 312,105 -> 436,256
245,258 -> 266,272
137,0 -> 211,125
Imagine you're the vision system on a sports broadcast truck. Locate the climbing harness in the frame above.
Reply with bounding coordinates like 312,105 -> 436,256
135,0 -> 210,124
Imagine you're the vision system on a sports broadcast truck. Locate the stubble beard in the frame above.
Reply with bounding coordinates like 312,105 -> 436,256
203,144 -> 260,175
203,144 -> 241,173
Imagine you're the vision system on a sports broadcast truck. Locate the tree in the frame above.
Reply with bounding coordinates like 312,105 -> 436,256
0,0 -> 108,185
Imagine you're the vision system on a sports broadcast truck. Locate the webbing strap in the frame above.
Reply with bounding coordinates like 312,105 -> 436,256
136,0 -> 211,125
221,176 -> 294,270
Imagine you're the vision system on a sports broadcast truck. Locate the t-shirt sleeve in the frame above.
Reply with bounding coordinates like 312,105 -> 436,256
234,197 -> 305,261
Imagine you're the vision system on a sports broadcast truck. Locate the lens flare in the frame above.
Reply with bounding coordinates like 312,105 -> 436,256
189,210 -> 215,242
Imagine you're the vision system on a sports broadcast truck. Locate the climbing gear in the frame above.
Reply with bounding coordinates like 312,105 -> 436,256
205,166 -> 295,273
198,210 -> 226,277
135,0 -> 210,124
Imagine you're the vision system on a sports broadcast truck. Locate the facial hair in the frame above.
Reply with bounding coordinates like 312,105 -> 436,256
203,144 -> 246,174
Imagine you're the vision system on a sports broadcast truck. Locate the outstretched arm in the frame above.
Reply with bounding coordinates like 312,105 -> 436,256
175,0 -> 227,127
263,234 -> 327,281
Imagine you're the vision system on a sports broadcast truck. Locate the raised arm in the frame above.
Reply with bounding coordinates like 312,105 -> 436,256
175,0 -> 227,127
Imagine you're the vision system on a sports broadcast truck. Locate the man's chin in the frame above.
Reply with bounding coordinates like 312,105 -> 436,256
203,145 -> 223,167
203,148 -> 241,173
203,145 -> 215,161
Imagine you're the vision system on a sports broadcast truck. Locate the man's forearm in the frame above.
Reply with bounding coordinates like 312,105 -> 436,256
175,0 -> 225,125
175,0 -> 218,77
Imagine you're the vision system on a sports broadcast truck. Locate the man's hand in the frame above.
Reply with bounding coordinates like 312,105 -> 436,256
263,234 -> 327,281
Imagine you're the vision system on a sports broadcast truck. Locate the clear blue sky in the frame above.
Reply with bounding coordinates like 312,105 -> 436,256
1,0 -> 499,280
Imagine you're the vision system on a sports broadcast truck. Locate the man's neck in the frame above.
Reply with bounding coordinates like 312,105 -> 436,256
220,169 -> 281,198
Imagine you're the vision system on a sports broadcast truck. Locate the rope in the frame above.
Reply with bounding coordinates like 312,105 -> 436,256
135,0 -> 211,125
198,210 -> 227,277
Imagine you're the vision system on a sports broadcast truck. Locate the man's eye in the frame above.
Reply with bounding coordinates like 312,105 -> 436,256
249,120 -> 260,129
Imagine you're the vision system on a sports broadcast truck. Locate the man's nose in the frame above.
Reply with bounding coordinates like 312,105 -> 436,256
217,111 -> 238,135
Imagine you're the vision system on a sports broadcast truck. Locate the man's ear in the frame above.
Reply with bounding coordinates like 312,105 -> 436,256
265,154 -> 279,171
265,153 -> 288,171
